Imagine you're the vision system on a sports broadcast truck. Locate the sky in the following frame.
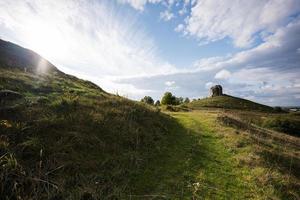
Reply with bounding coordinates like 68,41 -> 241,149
0,0 -> 300,106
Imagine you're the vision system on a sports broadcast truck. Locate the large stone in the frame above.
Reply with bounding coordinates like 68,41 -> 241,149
210,85 -> 223,97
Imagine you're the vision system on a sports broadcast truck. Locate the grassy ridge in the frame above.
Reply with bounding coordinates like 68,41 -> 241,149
188,95 -> 275,112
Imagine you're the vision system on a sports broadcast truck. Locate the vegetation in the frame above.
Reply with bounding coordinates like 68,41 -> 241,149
187,94 -> 277,112
0,66 -> 180,199
0,40 -> 176,199
154,100 -> 160,106
184,97 -> 190,103
1,39 -> 299,199
161,92 -> 189,106
224,110 -> 300,137
161,92 -> 175,105
140,96 -> 154,105
132,111 -> 300,199
262,116 -> 300,136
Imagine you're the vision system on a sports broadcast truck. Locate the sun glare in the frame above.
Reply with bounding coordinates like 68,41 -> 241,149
25,22 -> 67,61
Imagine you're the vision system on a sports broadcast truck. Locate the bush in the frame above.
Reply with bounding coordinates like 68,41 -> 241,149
161,92 -> 175,105
273,106 -> 283,112
184,98 -> 190,104
263,117 -> 300,136
154,100 -> 160,106
175,97 -> 183,105
141,96 -> 154,105
161,92 -> 188,105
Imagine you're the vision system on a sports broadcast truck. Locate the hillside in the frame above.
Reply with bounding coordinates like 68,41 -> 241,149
0,39 -> 175,199
188,94 -> 276,112
0,39 -> 299,199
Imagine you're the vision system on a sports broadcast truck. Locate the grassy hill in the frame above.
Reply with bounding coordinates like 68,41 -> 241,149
187,94 -> 276,112
1,39 -> 299,199
0,39 -> 177,199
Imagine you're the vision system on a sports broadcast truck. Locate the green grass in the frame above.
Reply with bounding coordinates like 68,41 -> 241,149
1,39 -> 299,199
1,67 -> 299,199
0,66 -> 174,199
127,111 -> 300,199
223,110 -> 300,137
187,95 -> 276,112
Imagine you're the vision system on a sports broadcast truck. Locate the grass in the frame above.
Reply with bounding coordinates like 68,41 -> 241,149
0,66 -> 174,199
1,39 -> 299,199
187,95 -> 276,112
222,110 -> 300,137
1,67 -> 299,199
126,111 -> 300,199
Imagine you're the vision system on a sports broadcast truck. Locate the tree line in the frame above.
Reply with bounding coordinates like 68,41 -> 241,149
140,92 -> 190,106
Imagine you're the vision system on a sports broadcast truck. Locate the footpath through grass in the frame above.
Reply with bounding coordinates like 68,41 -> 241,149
130,111 -> 297,199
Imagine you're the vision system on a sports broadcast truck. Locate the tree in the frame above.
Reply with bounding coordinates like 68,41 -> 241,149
161,92 -> 175,105
154,100 -> 160,106
141,96 -> 154,105
175,97 -> 184,105
184,97 -> 190,103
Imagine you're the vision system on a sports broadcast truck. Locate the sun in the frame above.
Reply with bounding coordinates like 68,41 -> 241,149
24,21 -> 67,61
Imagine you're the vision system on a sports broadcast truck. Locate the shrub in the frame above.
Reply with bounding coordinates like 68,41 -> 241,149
141,96 -> 154,105
175,97 -> 184,105
263,117 -> 300,136
161,92 -> 175,105
273,106 -> 283,112
184,97 -> 190,104
154,100 -> 160,106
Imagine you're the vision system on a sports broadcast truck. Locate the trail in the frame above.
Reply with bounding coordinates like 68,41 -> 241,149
131,111 -> 267,199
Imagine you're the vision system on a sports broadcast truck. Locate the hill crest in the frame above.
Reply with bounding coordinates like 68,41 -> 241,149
188,94 -> 276,112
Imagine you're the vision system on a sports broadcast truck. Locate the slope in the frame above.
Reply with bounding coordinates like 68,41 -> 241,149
0,39 -> 175,199
188,94 -> 276,112
1,39 -> 299,200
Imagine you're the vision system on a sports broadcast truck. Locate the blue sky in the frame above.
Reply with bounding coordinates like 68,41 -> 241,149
0,0 -> 300,106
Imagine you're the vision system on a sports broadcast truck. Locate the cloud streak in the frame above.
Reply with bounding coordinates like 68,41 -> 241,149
0,0 -> 176,96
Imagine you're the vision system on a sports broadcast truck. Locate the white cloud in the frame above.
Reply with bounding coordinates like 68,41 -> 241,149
193,56 -> 228,71
0,0 -> 176,95
215,69 -> 231,80
175,24 -> 184,32
160,10 -> 174,21
165,80 -> 176,86
205,82 -> 216,89
0,0 -> 299,106
118,17 -> 300,105
118,0 -> 148,10
193,17 -> 300,72
118,0 -> 162,11
179,0 -> 300,47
